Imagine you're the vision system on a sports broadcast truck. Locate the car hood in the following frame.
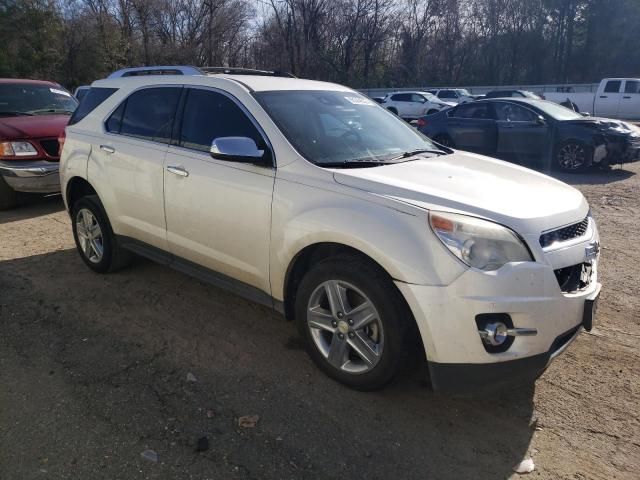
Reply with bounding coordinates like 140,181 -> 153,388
0,114 -> 70,139
332,151 -> 588,236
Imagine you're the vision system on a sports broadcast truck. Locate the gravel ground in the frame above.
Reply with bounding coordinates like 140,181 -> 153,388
1,164 -> 639,479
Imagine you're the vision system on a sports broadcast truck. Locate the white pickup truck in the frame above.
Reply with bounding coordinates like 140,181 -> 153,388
544,78 -> 640,120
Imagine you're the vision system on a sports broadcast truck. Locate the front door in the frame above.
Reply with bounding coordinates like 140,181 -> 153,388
494,102 -> 548,164
619,80 -> 640,120
163,87 -> 275,294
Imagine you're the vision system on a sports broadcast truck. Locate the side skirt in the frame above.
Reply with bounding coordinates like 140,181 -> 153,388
117,236 -> 285,314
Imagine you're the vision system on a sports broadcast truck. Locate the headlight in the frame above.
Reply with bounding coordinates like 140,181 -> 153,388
429,211 -> 532,271
0,141 -> 38,157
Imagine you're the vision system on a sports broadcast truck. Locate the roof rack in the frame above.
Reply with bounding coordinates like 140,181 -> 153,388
107,66 -> 204,78
201,67 -> 297,78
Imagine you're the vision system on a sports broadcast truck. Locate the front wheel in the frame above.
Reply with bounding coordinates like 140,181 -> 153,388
295,255 -> 413,391
555,141 -> 591,172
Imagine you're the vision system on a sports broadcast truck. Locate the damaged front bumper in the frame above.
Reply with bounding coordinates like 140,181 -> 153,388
594,132 -> 640,166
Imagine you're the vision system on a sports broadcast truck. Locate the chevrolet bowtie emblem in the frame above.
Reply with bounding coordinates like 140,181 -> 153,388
585,241 -> 600,260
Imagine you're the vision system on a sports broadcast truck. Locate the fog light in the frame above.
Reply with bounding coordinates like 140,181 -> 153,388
479,322 -> 509,346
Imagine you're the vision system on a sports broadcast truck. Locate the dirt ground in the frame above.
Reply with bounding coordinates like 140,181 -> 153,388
1,163 -> 639,480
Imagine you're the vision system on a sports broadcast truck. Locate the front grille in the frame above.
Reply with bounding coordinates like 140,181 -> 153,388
540,217 -> 589,249
39,139 -> 60,158
554,262 -> 592,293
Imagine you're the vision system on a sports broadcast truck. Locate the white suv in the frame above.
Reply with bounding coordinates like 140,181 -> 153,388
382,91 -> 455,119
60,72 -> 601,393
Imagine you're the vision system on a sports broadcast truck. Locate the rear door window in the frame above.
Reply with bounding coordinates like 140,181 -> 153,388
494,102 -> 537,122
438,90 -> 458,99
624,80 -> 640,94
68,87 -> 117,126
108,87 -> 181,143
391,93 -> 410,102
604,80 -> 622,93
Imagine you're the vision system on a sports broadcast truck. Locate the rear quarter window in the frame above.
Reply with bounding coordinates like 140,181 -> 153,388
68,87 -> 118,126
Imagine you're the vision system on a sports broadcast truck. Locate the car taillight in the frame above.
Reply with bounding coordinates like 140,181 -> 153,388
58,128 -> 66,156
416,118 -> 427,128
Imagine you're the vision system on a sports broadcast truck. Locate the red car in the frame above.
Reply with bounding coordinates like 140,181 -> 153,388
0,79 -> 77,209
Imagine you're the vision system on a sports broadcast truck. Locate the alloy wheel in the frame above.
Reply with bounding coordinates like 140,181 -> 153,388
76,208 -> 104,263
558,143 -> 586,170
306,280 -> 384,374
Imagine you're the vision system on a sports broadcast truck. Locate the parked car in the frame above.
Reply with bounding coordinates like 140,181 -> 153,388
60,72 -> 601,394
484,90 -> 542,100
544,78 -> 640,120
425,88 -> 480,104
74,85 -> 90,101
381,91 -> 455,120
417,98 -> 640,171
0,79 -> 77,209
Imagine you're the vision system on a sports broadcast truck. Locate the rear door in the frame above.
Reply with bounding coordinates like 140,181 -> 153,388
596,80 -> 623,117
494,101 -> 548,163
619,80 -> 640,119
163,87 -> 275,294
89,86 -> 182,250
445,102 -> 496,154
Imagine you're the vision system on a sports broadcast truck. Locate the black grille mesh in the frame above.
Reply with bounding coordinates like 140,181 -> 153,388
39,139 -> 60,158
540,217 -> 589,248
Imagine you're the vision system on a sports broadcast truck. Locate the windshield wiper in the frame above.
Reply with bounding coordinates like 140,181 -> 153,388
29,108 -> 74,115
0,111 -> 35,117
388,148 -> 447,161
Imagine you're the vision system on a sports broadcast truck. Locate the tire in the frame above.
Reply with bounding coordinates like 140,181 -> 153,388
387,107 -> 398,115
71,195 -> 132,273
294,254 -> 414,391
555,141 -> 591,172
434,134 -> 455,148
0,176 -> 18,210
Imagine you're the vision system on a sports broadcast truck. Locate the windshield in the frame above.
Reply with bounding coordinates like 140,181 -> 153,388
528,100 -> 582,120
456,89 -> 472,96
0,83 -> 78,117
254,90 -> 440,166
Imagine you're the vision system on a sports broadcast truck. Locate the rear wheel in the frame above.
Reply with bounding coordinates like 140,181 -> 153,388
71,195 -> 132,273
295,255 -> 413,391
434,134 -> 455,148
555,141 -> 591,172
0,176 -> 18,210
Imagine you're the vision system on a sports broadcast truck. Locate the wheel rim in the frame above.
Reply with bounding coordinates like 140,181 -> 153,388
76,208 -> 104,263
306,280 -> 384,374
558,143 -> 585,170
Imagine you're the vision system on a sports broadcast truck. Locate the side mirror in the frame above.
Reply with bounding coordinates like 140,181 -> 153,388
535,115 -> 546,125
210,137 -> 265,163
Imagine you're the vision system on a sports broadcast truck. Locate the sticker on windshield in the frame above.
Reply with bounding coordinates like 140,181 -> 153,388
50,88 -> 72,97
344,96 -> 375,106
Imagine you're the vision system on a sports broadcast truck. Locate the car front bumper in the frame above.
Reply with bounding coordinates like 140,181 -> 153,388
0,160 -> 60,193
396,233 -> 601,394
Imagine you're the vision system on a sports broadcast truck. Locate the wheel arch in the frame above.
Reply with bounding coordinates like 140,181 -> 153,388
65,176 -> 98,214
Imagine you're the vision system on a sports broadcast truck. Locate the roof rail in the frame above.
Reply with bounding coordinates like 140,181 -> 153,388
201,67 -> 296,78
107,66 -> 204,78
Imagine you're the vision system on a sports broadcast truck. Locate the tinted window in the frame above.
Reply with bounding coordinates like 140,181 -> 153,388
452,103 -> 493,119
438,90 -> 458,99
105,102 -> 125,133
391,93 -> 410,101
410,93 -> 425,102
625,80 -> 640,94
485,91 -> 510,98
494,102 -> 537,122
179,89 -> 266,156
75,88 -> 89,102
604,80 -> 621,93
116,87 -> 181,143
68,87 -> 116,126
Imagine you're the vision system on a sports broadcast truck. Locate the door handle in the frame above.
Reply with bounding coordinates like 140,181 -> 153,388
167,166 -> 189,177
623,96 -> 631,99
99,145 -> 115,154
599,95 -> 608,98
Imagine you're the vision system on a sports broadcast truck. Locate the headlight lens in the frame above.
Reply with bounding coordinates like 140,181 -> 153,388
429,211 -> 532,271
0,141 -> 38,157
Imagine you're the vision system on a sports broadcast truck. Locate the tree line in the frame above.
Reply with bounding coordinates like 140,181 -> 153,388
1,0 -> 639,90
